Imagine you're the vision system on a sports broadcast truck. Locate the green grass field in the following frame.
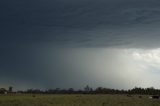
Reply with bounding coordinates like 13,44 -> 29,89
0,94 -> 159,106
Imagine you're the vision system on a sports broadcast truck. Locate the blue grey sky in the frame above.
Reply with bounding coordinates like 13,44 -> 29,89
1,0 -> 160,90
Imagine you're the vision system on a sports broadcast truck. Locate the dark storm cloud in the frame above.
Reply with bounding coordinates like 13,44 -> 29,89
1,0 -> 160,48
1,0 -> 160,89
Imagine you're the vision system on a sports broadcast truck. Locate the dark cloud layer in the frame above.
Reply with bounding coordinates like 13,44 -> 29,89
1,0 -> 160,89
1,0 -> 160,48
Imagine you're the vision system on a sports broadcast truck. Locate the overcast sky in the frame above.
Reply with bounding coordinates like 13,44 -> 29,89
1,0 -> 160,90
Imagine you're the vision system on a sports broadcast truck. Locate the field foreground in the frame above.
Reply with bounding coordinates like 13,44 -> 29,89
0,94 -> 160,106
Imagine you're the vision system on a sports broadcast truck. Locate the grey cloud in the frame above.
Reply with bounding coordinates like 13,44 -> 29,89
1,0 -> 160,48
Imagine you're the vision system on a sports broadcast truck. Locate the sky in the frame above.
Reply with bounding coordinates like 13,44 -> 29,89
1,0 -> 160,90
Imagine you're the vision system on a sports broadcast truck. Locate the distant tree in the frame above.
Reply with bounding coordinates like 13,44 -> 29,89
68,88 -> 74,94
26,89 -> 33,93
146,87 -> 155,95
84,85 -> 92,93
68,88 -> 74,91
55,88 -> 61,93
13,86 -> 160,95
8,86 -> 13,92
95,87 -> 107,93
46,89 -> 55,94
0,88 -> 7,94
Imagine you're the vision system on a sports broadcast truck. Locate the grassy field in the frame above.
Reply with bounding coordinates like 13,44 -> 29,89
0,94 -> 160,106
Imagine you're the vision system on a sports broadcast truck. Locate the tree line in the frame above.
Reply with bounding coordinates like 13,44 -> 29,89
15,86 -> 160,95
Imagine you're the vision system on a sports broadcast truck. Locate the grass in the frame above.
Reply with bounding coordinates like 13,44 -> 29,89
0,94 -> 159,106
